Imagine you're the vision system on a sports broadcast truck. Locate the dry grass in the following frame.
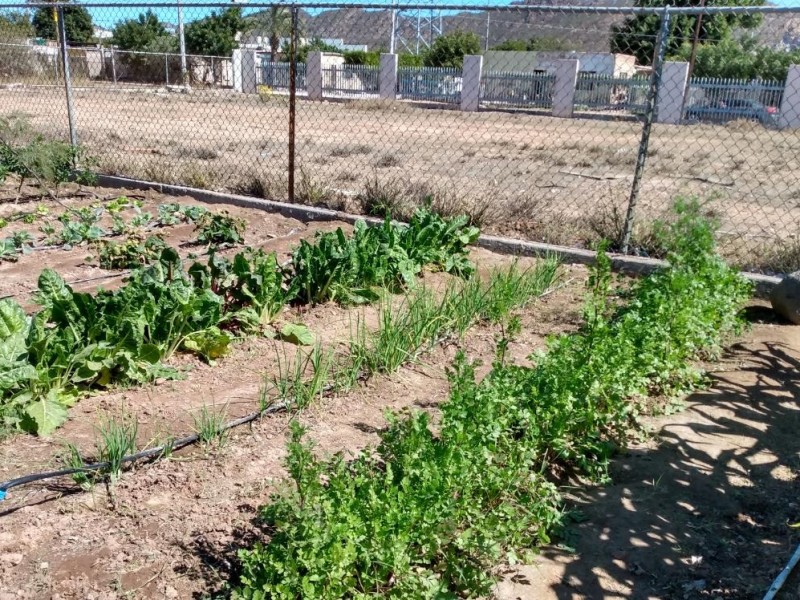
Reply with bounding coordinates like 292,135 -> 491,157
5,83 -> 799,271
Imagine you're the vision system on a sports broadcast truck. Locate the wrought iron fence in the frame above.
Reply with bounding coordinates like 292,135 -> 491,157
574,73 -> 650,112
397,66 -> 461,103
262,60 -> 306,91
481,70 -> 555,109
323,63 -> 379,96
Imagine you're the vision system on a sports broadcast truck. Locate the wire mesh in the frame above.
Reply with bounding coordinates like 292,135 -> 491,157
1,2 -> 799,274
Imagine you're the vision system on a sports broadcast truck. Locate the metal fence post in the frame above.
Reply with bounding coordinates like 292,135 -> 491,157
621,5 -> 672,254
288,6 -> 299,203
165,53 -> 169,85
110,47 -> 117,84
57,6 -> 78,155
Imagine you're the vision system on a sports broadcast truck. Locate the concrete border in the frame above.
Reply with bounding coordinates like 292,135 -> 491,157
95,174 -> 779,298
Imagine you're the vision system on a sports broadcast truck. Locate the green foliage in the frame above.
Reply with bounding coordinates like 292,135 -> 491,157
247,7 -> 293,62
398,53 -> 423,68
0,115 -> 94,192
235,198 -> 751,599
95,235 -> 167,270
0,208 -> 481,435
32,4 -> 93,43
423,30 -> 481,68
670,35 -> 800,81
192,403 -> 229,449
185,7 -> 244,57
287,209 -> 478,306
194,211 -> 246,247
343,49 -> 381,66
267,343 -> 333,409
287,38 -> 343,64
112,10 -> 172,51
491,36 -> 575,52
95,413 -> 138,483
0,11 -> 33,41
610,0 -> 764,67
188,248 -> 287,331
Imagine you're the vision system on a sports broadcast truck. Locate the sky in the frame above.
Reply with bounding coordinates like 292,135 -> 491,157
2,0 -> 800,30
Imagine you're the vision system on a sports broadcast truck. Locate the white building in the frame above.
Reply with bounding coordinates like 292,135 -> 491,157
483,51 -> 638,77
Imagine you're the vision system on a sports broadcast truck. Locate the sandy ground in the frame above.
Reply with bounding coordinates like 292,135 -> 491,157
1,83 -> 799,271
497,311 -> 800,600
0,189 -> 798,599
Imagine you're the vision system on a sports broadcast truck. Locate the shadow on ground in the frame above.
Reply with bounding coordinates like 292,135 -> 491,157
498,322 -> 800,599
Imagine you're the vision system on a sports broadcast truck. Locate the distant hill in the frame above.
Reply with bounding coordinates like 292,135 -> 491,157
297,3 -> 627,53
282,4 -> 800,57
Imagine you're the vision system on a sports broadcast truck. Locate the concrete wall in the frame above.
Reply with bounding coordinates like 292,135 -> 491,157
483,50 -> 636,77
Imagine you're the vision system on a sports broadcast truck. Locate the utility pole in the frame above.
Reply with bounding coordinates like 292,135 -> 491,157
389,2 -> 396,54
484,11 -> 490,52
178,0 -> 188,86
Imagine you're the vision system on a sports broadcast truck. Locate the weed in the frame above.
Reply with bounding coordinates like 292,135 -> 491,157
186,146 -> 220,161
234,171 -> 288,200
296,168 -> 338,208
375,153 -> 403,168
330,144 -> 373,158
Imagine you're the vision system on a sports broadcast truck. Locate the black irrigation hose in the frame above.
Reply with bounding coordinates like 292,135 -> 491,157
0,402 -> 288,502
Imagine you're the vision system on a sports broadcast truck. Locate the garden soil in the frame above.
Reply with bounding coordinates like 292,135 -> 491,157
0,189 -> 798,599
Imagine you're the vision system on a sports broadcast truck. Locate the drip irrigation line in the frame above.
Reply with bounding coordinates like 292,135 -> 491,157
0,401 -> 288,503
764,543 -> 800,600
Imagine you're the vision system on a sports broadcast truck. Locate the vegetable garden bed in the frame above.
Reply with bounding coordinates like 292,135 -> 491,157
0,186 -> 796,600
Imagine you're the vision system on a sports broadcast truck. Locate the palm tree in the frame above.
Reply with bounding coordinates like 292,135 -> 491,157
249,6 -> 292,63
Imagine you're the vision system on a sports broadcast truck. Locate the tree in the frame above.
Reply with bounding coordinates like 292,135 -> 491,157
491,36 -> 575,52
343,50 -> 381,66
248,7 -> 292,63
185,7 -> 243,57
32,4 -> 93,44
0,12 -> 33,41
609,0 -> 765,67
671,35 -> 800,81
112,10 -> 174,52
0,12 -> 35,77
283,38 -> 341,63
398,53 -> 423,68
423,30 -> 481,68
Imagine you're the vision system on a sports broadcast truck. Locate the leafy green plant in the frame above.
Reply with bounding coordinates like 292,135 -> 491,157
287,209 -> 478,306
194,211 -> 246,247
189,249 -> 287,331
95,235 -> 166,270
0,239 -> 19,262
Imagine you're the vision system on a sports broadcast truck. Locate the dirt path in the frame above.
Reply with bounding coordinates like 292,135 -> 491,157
498,311 -> 800,600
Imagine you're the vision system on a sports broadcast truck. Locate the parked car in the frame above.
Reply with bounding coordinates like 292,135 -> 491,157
685,98 -> 778,126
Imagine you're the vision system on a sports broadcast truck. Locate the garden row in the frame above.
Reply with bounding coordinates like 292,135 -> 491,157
233,199 -> 753,599
0,208 -> 480,435
0,197 -> 249,267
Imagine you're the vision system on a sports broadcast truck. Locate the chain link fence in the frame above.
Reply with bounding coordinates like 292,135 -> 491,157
2,2 -> 800,274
